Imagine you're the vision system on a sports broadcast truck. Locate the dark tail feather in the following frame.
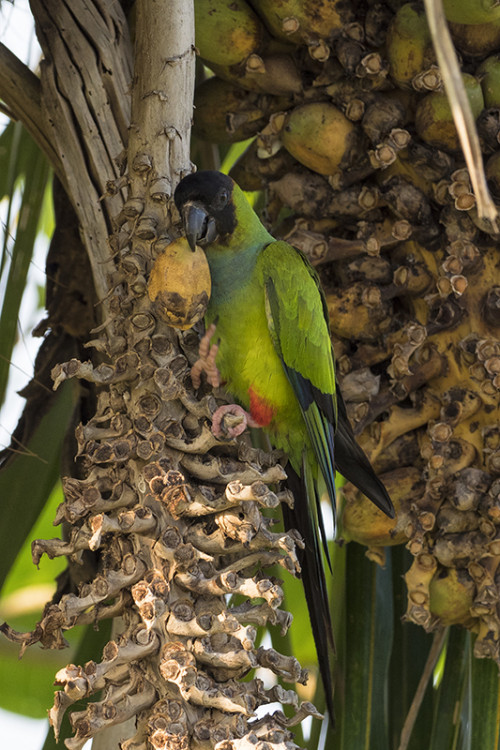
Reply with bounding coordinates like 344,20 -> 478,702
283,463 -> 335,724
335,389 -> 395,518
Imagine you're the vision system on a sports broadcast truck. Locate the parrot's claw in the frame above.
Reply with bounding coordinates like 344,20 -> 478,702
191,322 -> 221,388
212,404 -> 260,438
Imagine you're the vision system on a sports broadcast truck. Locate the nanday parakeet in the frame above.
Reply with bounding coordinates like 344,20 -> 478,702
174,170 -> 395,719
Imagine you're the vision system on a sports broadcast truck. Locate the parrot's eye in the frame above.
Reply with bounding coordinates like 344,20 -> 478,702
214,188 -> 229,210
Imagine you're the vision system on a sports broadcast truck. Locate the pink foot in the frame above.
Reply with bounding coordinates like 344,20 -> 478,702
191,323 -> 221,388
212,404 -> 260,438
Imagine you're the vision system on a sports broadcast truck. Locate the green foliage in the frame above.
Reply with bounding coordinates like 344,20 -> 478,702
0,406 -> 74,719
430,628 -> 468,750
469,643 -> 500,748
0,122 -> 52,406
0,115 -> 75,724
0,380 -> 76,592
0,638 -> 64,718
1,481 -> 66,602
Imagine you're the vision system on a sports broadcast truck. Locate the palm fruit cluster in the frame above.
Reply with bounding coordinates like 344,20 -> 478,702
193,0 -> 500,659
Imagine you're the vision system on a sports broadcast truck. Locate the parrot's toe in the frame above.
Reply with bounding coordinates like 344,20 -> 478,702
212,404 -> 254,438
191,357 -> 220,389
191,322 -> 221,388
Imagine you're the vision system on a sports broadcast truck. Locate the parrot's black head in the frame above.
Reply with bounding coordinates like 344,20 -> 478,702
174,171 -> 237,251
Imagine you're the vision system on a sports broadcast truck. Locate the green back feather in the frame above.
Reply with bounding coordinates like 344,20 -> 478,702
258,241 -> 336,406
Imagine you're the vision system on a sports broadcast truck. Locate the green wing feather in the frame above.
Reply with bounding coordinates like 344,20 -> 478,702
259,241 -> 336,409
258,241 -> 337,508
258,240 -> 395,521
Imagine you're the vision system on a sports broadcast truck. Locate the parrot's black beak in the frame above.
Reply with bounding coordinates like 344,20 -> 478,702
182,201 -> 217,251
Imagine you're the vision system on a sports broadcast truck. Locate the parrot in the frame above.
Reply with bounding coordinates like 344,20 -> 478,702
173,170 -> 395,719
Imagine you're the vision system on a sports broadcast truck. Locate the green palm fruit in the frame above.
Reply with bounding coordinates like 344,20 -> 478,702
386,3 -> 435,89
248,0 -> 354,45
193,77 -> 292,142
442,0 -> 500,25
449,18 -> 500,58
415,74 -> 484,152
281,101 -> 359,175
195,0 -> 264,67
429,567 -> 476,625
209,54 -> 302,95
477,54 -> 500,108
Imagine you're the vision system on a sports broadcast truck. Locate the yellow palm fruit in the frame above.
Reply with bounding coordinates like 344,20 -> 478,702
429,567 -> 476,626
386,3 -> 435,89
209,54 -> 302,95
405,553 -> 437,627
193,77 -> 292,142
415,74 -> 484,152
477,54 -> 500,108
326,281 -> 392,340
147,238 -> 211,330
341,466 -> 422,547
442,0 -> 500,25
281,101 -> 358,175
248,0 -> 353,45
195,0 -> 264,67
449,18 -> 500,58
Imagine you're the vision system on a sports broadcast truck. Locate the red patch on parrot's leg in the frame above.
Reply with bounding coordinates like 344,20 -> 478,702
248,386 -> 276,427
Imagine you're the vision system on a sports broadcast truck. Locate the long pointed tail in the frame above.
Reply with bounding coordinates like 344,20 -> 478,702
283,462 -> 335,723
335,389 -> 395,518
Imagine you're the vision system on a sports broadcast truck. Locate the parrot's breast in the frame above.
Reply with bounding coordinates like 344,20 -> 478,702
208,279 -> 299,439
248,386 -> 276,426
